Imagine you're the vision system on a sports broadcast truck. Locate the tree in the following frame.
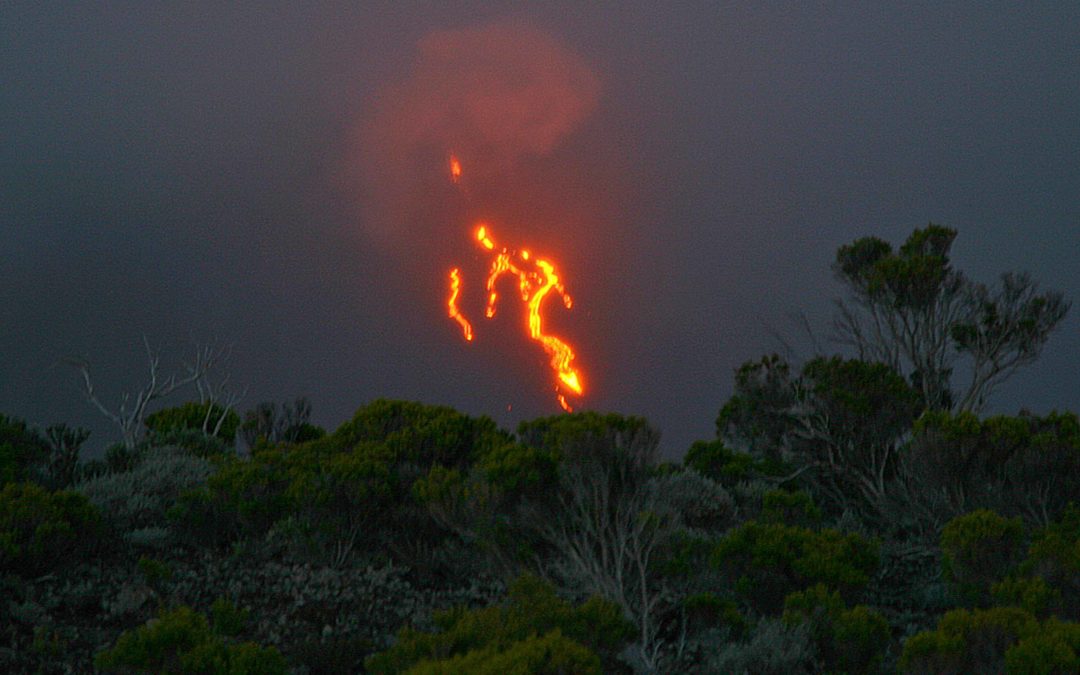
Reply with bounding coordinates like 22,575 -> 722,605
833,224 -> 1069,412
902,410 -> 1080,529
70,338 -> 243,449
239,397 -> 324,447
0,414 -> 49,486
717,355 -> 922,522
514,413 -> 678,672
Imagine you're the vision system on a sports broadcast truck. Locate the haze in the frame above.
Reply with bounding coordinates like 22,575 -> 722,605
3,3 -> 1078,457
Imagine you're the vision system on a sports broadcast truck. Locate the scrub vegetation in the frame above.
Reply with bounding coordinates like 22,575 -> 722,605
2,226 -> 1075,673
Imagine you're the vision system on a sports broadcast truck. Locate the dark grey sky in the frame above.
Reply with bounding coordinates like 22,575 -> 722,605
3,3 -> 1078,458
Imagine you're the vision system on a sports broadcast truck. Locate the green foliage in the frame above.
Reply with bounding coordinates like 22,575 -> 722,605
105,441 -> 143,473
1019,503 -> 1080,620
716,354 -> 797,463
711,521 -> 879,614
1004,634 -> 1077,675
209,598 -> 249,638
78,446 -> 214,548
715,354 -> 921,521
94,604 -> 285,674
991,576 -> 1060,618
899,606 -> 1039,674
684,592 -> 747,639
327,399 -> 510,471
941,509 -> 1025,603
833,225 -> 1069,413
404,629 -> 602,675
684,438 -> 787,486
138,556 -> 173,587
0,481 -> 101,576
783,584 -> 889,674
145,401 -> 241,445
365,574 -> 631,674
761,489 -> 821,527
241,398 -> 325,448
173,441 -> 393,565
1004,619 -> 1080,675
909,411 -> 1080,527
709,617 -> 815,674
516,411 -> 659,467
42,423 -> 90,489
0,413 -> 49,486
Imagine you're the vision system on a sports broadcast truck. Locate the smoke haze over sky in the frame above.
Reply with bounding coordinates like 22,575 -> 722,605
2,3 -> 1078,457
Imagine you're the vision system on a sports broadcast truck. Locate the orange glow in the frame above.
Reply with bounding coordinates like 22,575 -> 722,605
449,155 -> 462,183
447,268 -> 473,341
447,225 -> 584,410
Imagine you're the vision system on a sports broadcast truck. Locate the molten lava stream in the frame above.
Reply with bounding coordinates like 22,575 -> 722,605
447,224 -> 583,411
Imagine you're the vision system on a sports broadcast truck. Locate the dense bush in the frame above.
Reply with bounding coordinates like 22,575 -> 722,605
711,520 -> 880,614
905,411 -> 1080,528
683,438 -> 787,486
77,446 -> 214,548
941,509 -> 1025,604
95,604 -> 286,674
0,414 -> 49,486
783,583 -> 890,674
899,607 -> 1080,674
145,401 -> 241,445
708,617 -> 815,674
1018,502 -> 1080,620
403,629 -> 602,674
0,481 -> 102,576
761,489 -> 822,528
990,576 -> 1060,618
365,574 -> 632,674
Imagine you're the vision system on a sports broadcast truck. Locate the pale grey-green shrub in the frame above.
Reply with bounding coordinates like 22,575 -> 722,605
709,618 -> 815,674
75,446 -> 212,539
655,469 -> 736,534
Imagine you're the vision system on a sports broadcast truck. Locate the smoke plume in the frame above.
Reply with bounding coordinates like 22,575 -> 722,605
356,21 -> 601,248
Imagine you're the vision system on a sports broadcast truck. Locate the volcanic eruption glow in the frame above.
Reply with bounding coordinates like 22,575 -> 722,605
448,223 -> 584,412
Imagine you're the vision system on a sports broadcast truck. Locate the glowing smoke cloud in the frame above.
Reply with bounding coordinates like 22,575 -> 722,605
358,21 -> 600,245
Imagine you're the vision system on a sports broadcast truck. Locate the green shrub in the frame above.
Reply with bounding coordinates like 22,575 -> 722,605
783,584 -> 889,674
908,411 -> 1080,528
712,521 -> 879,614
77,446 -> 213,545
709,617 -> 815,674
941,509 -> 1025,603
326,399 -> 510,471
991,576 -> 1061,618
365,574 -> 631,674
899,606 -> 1039,674
0,414 -> 48,486
1004,633 -> 1077,674
684,592 -> 747,639
683,439 -> 782,486
0,482 -> 101,576
209,598 -> 249,638
94,605 -> 285,674
145,401 -> 241,445
138,556 -> 173,587
761,489 -> 822,527
1021,503 -> 1080,620
406,629 -> 602,675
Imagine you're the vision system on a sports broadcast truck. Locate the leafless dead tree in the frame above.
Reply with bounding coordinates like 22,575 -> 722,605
69,337 -> 240,449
